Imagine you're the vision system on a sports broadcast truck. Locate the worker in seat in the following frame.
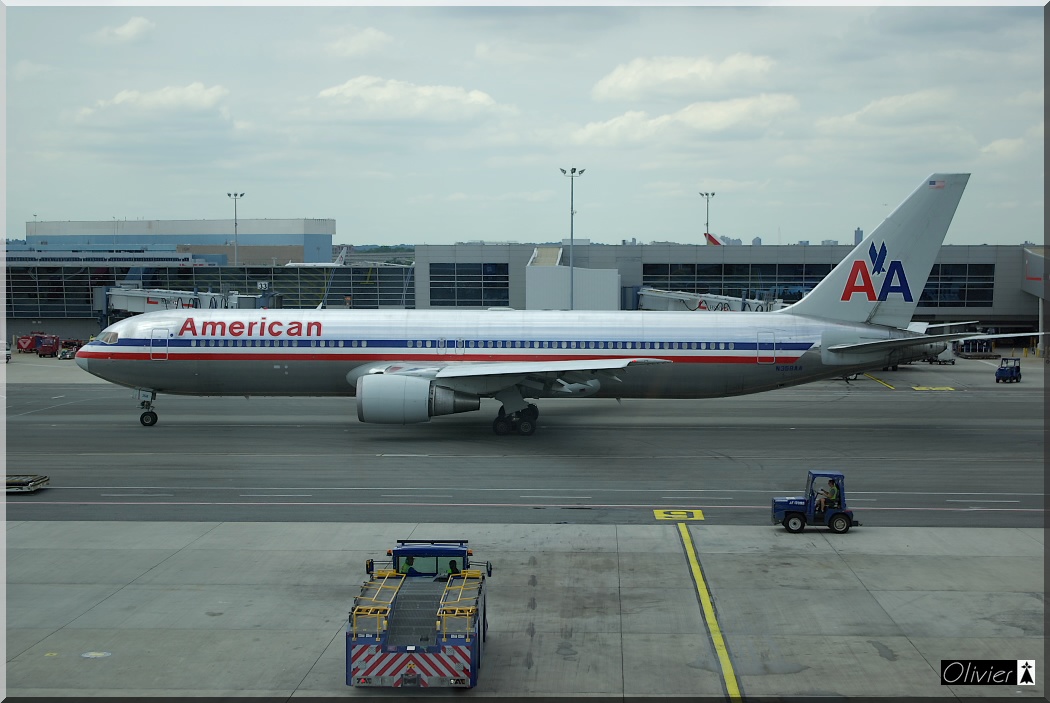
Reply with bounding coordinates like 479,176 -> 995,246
398,555 -> 419,575
436,559 -> 461,581
816,479 -> 839,513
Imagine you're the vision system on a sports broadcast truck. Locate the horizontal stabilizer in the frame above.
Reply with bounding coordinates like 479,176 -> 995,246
827,331 -> 1045,355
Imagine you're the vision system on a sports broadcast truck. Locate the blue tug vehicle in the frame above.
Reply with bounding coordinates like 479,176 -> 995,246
772,471 -> 861,534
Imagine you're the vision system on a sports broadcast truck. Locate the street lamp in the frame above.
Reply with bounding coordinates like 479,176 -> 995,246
559,167 -> 585,310
227,192 -> 245,266
698,191 -> 715,239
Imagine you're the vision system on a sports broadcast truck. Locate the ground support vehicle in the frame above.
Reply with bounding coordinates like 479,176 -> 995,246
16,333 -> 47,353
59,339 -> 84,359
772,471 -> 860,534
347,540 -> 492,689
925,349 -> 956,364
995,358 -> 1021,383
7,475 -> 50,493
36,335 -> 61,357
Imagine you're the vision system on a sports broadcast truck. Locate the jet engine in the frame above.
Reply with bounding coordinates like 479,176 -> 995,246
356,374 -> 481,424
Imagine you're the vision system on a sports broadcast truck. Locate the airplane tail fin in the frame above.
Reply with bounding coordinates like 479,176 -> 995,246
704,232 -> 722,246
334,246 -> 349,266
783,173 -> 969,328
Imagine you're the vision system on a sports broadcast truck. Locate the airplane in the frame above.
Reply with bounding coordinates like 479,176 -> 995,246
75,173 -> 1033,436
703,232 -> 723,245
284,245 -> 350,267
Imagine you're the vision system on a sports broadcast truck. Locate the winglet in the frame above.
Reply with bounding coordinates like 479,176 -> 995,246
782,173 -> 969,328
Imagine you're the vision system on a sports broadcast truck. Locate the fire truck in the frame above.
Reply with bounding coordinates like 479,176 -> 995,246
347,539 -> 492,689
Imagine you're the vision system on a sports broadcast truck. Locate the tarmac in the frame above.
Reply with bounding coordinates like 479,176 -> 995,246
3,348 -> 1046,698
4,521 -> 1044,698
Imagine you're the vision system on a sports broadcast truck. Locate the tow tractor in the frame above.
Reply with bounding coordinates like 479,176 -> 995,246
347,539 -> 492,689
995,358 -> 1021,383
772,471 -> 860,534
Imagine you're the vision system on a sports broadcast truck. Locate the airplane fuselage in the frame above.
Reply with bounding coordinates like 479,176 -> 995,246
76,308 -> 920,399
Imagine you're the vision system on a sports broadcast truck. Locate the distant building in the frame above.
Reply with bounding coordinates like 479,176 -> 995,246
22,218 -> 335,265
752,237 -> 762,246
821,239 -> 839,246
855,227 -> 864,245
6,222 -> 1044,344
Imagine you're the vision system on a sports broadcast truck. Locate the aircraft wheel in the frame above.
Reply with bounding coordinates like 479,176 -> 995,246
829,514 -> 851,534
140,411 -> 158,427
516,418 -> 536,436
783,513 -> 805,533
523,404 -> 539,421
492,417 -> 512,436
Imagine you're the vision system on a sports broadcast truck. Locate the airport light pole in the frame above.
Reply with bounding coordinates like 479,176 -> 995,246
227,192 -> 245,266
559,167 -> 585,310
698,191 -> 715,238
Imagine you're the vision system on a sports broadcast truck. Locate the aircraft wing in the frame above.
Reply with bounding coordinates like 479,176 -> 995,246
827,331 -> 1043,355
434,357 -> 669,378
363,357 -> 670,396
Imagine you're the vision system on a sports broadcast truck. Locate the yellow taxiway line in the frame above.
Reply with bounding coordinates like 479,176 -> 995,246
678,522 -> 741,700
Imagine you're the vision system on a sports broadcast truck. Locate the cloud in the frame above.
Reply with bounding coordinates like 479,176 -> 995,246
980,138 -> 1025,159
475,41 -> 544,64
77,82 -> 229,121
571,94 -> 799,146
317,76 -> 512,121
816,89 -> 954,133
592,53 -> 775,101
326,27 -> 393,57
89,17 -> 156,45
13,59 -> 53,81
1009,89 -> 1043,108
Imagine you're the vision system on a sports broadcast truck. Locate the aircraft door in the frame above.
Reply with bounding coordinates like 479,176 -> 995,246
150,328 -> 169,360
757,332 -> 776,364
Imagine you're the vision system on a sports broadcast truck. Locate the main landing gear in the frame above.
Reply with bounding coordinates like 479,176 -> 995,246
138,390 -> 158,427
492,403 -> 539,436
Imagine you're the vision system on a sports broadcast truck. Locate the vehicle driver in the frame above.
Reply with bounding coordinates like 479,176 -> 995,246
816,479 -> 839,512
398,556 -> 419,575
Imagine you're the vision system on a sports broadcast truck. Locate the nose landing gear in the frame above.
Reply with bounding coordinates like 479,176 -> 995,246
138,390 -> 158,426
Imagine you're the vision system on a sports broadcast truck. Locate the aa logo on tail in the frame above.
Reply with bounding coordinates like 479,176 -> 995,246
840,242 -> 913,302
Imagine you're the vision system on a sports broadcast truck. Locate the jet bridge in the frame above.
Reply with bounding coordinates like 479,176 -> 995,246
103,286 -> 279,315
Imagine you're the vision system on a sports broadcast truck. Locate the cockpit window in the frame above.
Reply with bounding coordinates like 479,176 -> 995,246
99,331 -> 119,344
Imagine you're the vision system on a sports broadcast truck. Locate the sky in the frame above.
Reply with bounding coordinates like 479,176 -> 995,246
4,3 -> 1044,248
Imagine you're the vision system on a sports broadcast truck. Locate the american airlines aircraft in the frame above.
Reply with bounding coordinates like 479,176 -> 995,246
78,173 -> 1002,435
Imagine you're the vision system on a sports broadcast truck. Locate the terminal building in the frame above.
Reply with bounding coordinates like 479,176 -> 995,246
4,219 -> 1046,348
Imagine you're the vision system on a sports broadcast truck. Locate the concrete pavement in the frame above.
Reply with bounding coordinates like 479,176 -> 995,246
4,521 -> 1044,697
